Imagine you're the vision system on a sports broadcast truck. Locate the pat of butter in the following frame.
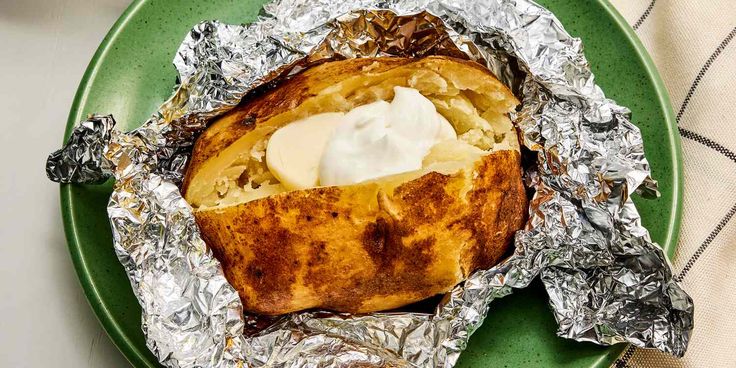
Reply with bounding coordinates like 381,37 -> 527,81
265,112 -> 344,191
265,86 -> 457,191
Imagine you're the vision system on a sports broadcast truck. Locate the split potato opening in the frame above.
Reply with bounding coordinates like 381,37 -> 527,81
184,56 -> 519,210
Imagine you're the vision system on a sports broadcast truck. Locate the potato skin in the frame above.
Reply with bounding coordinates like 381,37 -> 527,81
183,56 -> 527,315
195,150 -> 526,315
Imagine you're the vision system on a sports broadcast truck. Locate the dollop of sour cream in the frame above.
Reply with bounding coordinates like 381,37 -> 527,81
319,86 -> 456,186
265,86 -> 456,190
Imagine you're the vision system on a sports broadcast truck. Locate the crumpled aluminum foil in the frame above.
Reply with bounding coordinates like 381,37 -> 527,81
46,115 -> 115,184
46,0 -> 694,366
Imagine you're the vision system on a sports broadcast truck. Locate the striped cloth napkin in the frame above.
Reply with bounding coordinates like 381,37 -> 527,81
607,1 -> 736,367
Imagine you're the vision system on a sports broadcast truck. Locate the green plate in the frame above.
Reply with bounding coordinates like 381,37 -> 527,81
60,0 -> 682,367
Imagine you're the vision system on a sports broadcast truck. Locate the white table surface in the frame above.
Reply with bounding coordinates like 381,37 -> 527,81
0,0 -> 133,366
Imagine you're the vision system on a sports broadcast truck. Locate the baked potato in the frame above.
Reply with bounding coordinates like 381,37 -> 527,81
182,56 -> 527,315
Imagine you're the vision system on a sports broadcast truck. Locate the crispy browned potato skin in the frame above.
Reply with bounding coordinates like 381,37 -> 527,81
183,56 -> 527,315
195,150 -> 526,315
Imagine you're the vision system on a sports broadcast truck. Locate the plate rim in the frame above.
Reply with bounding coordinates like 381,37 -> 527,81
59,0 -> 683,367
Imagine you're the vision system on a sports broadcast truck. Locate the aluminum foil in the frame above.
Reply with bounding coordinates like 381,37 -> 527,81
46,0 -> 694,366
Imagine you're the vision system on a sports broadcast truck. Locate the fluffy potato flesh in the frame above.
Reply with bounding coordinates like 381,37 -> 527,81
182,56 -> 527,315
